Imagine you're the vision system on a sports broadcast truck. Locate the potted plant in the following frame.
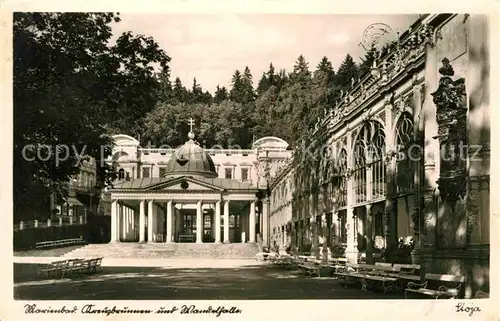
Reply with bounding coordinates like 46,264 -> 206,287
393,237 -> 415,264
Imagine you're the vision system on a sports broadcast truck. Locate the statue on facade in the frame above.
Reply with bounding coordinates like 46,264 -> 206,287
431,57 -> 467,203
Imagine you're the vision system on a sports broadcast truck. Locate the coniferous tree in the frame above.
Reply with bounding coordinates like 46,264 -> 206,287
256,73 -> 269,96
358,46 -> 378,79
229,70 -> 244,103
188,77 -> 205,104
267,63 -> 276,87
172,77 -> 188,103
214,85 -> 229,103
156,67 -> 173,103
335,54 -> 359,91
241,66 -> 256,104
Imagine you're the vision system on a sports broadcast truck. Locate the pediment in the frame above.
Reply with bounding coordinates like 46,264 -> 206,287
145,176 -> 224,192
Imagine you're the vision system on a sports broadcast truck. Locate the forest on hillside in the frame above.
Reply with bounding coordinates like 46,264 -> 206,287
12,12 -> 394,218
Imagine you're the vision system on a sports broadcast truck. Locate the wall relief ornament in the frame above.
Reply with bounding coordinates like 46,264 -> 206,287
421,191 -> 436,244
411,203 -> 420,237
384,204 -> 391,240
431,57 -> 467,204
465,183 -> 480,244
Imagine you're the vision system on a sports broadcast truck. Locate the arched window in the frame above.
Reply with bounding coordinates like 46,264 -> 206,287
370,124 -> 386,200
395,113 -> 415,194
118,168 -> 125,180
353,121 -> 386,204
337,148 -> 348,208
353,128 -> 368,204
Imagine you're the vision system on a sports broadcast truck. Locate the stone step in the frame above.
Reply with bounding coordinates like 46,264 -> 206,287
64,242 -> 259,259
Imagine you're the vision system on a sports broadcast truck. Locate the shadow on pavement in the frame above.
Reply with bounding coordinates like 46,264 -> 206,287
14,263 -> 407,300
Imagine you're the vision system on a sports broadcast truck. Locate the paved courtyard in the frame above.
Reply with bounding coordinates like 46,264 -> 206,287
14,259 -> 407,300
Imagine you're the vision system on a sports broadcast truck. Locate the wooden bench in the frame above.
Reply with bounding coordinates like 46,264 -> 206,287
38,259 -> 76,278
363,264 -> 401,294
405,273 -> 465,299
298,261 -> 320,277
273,255 -> 297,269
35,237 -> 86,250
256,252 -> 271,261
318,257 -> 347,275
38,257 -> 103,279
336,263 -> 363,288
394,264 -> 421,284
336,263 -> 401,293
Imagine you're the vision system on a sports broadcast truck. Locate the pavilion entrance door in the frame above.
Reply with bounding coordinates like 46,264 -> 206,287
179,212 -> 196,243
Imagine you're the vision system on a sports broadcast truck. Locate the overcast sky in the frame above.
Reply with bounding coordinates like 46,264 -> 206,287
111,14 -> 419,93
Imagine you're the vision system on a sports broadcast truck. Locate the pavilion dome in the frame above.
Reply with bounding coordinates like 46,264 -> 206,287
164,131 -> 218,178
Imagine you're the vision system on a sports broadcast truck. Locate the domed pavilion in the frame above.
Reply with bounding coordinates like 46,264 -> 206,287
108,122 -> 266,244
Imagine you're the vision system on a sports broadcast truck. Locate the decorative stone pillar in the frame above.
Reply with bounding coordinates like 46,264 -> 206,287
110,200 -> 118,242
321,214 -> 328,263
420,39 -> 440,249
411,81 -> 424,264
383,92 -> 398,257
345,127 -> 358,262
147,200 -> 154,243
139,200 -> 146,243
223,200 -> 230,243
196,200 -> 203,243
249,201 -> 256,243
166,200 -> 173,243
262,198 -> 269,246
432,57 -> 468,248
215,201 -> 221,243
365,204 -> 374,264
345,207 -> 357,263
311,216 -> 319,259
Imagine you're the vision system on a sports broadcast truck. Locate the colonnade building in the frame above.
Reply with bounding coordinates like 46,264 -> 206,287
268,14 -> 490,296
105,130 -> 291,244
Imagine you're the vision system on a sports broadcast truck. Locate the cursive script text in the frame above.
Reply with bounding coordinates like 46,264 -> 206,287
455,302 -> 481,317
180,305 -> 242,317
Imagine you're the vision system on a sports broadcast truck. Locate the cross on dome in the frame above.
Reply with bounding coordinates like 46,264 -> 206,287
187,117 -> 195,140
188,118 -> 195,132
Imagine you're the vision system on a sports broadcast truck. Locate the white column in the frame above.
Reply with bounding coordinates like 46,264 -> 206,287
120,204 -> 126,240
249,201 -> 256,243
152,202 -> 158,242
263,199 -> 269,246
196,200 -> 203,243
166,200 -> 173,243
215,201 -> 221,243
223,200 -> 230,243
139,200 -> 146,243
110,200 -> 118,242
259,210 -> 263,236
147,200 -> 154,243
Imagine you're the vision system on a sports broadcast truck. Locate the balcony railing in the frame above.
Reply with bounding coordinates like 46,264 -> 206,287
14,215 -> 87,231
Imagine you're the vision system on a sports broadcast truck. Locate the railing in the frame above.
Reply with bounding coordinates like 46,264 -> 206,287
139,148 -> 256,155
14,215 -> 87,231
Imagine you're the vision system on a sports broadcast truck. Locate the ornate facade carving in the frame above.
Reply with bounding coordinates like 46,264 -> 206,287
431,57 -> 467,203
465,181 -> 481,244
421,190 -> 436,246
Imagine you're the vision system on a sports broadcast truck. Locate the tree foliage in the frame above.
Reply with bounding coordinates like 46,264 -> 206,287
13,12 -> 170,220
15,12 -> 377,220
